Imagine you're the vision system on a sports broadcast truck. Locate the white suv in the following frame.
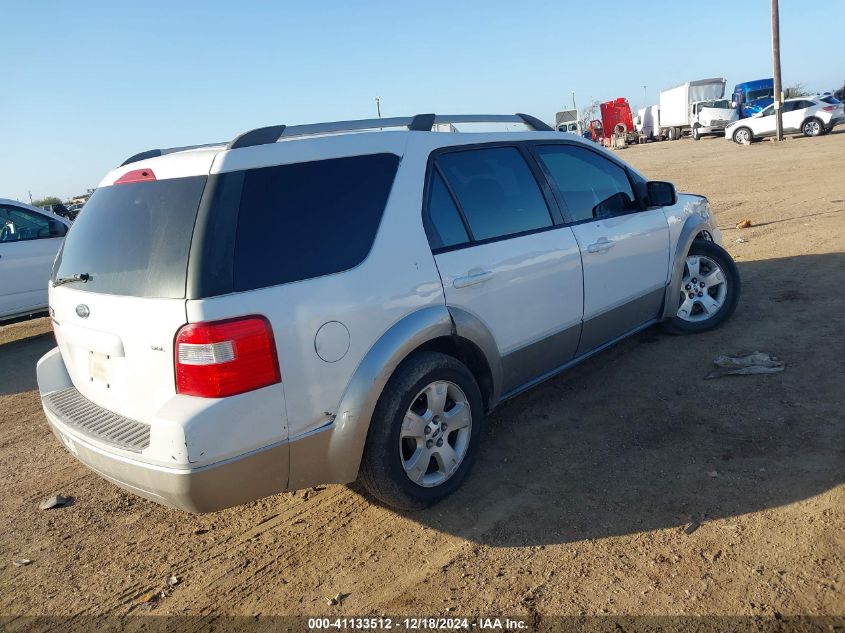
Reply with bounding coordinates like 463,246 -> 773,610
37,113 -> 739,512
726,95 -> 845,143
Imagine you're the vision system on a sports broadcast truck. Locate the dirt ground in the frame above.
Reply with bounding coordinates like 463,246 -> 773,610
1,131 -> 844,628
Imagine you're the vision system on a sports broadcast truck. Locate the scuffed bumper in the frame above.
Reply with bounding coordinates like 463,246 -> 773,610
37,346 -> 346,513
42,402 -> 290,513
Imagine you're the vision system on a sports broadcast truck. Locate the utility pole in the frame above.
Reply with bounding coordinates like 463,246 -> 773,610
28,190 -> 33,203
771,0 -> 783,141
643,85 -> 647,105
375,96 -> 381,119
571,91 -> 576,112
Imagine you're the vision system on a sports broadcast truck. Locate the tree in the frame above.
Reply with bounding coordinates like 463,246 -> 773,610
32,196 -> 62,208
784,82 -> 812,98
580,99 -> 602,131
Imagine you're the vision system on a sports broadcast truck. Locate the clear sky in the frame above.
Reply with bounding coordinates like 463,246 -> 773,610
2,0 -> 843,203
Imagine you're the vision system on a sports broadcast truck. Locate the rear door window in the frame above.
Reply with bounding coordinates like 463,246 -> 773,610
232,153 -> 400,291
53,176 -> 207,298
435,147 -> 552,242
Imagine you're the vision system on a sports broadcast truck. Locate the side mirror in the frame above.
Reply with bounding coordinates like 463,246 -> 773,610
49,220 -> 68,238
647,181 -> 677,207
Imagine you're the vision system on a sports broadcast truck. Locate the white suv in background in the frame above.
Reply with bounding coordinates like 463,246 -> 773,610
726,95 -> 845,144
0,199 -> 70,321
37,113 -> 739,512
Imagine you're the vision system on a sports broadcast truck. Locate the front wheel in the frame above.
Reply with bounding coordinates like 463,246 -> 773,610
664,240 -> 741,333
692,125 -> 701,140
733,127 -> 752,144
359,352 -> 486,510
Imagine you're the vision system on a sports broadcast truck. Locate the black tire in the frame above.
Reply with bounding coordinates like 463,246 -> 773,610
802,117 -> 824,137
733,126 -> 753,145
692,124 -> 701,140
663,240 -> 741,334
359,352 -> 486,511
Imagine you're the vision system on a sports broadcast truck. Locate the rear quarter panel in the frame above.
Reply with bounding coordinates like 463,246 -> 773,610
188,139 -> 445,441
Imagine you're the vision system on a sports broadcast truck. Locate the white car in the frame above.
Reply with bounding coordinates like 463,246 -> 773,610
36,113 -> 739,512
726,95 -> 845,144
0,199 -> 70,321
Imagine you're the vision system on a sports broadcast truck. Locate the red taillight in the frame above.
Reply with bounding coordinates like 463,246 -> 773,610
114,168 -> 157,185
175,316 -> 281,398
822,106 -> 835,112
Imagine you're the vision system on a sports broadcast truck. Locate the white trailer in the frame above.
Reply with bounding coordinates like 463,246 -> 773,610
635,105 -> 660,140
659,78 -> 729,140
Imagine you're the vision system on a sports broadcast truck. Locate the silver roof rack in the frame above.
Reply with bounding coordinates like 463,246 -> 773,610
230,113 -> 552,149
120,113 -> 553,166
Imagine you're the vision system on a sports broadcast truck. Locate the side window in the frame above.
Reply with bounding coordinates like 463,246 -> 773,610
760,105 -> 775,116
424,171 -> 469,250
0,205 -> 52,242
436,147 -> 552,242
536,145 -> 638,223
798,100 -> 815,110
232,153 -> 400,291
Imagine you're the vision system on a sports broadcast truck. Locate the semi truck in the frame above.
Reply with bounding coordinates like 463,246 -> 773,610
659,78 -> 737,140
732,78 -> 775,118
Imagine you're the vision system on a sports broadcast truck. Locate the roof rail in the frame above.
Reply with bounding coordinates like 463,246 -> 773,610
226,113 -> 554,150
120,113 -> 555,165
119,142 -> 226,167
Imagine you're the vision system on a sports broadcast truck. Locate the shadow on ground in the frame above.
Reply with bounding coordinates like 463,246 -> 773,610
393,254 -> 845,545
0,333 -> 54,397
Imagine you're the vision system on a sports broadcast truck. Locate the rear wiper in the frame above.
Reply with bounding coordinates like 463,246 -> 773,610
53,273 -> 91,287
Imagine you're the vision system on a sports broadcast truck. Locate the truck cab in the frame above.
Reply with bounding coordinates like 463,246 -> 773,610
690,99 -> 738,140
733,79 -> 775,119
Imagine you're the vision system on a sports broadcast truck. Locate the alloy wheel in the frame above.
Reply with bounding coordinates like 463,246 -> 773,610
676,255 -> 728,322
804,120 -> 821,136
399,381 -> 472,488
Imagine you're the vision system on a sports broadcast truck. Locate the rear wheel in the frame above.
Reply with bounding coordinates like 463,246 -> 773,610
733,127 -> 752,144
359,352 -> 485,510
802,118 -> 824,137
664,240 -> 740,333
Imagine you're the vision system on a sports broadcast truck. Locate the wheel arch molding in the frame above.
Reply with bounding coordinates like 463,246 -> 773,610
662,213 -> 715,320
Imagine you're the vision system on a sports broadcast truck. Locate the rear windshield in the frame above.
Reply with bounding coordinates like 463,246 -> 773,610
53,176 -> 207,298
821,96 -> 842,105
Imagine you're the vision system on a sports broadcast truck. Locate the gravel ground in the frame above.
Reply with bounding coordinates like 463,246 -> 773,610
1,131 -> 843,628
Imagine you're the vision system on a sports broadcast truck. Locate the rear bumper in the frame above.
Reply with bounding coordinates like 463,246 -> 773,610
36,345 -> 307,513
44,406 -> 289,512
37,344 -> 369,512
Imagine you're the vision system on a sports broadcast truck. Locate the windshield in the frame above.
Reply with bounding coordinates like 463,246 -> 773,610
747,88 -> 774,101
698,100 -> 731,110
53,176 -> 207,297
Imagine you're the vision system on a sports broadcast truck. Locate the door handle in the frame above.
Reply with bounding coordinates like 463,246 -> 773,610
453,270 -> 493,289
587,238 -> 615,254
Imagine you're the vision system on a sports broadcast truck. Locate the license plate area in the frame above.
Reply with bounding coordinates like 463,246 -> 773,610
88,351 -> 111,388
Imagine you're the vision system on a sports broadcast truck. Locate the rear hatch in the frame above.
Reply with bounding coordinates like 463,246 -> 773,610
49,169 -> 208,422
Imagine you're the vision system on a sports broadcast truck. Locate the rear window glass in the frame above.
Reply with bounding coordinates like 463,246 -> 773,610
821,96 -> 841,105
53,176 -> 207,298
232,153 -> 399,291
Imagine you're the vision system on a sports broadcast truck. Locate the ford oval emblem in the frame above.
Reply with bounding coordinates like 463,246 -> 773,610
75,304 -> 90,319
